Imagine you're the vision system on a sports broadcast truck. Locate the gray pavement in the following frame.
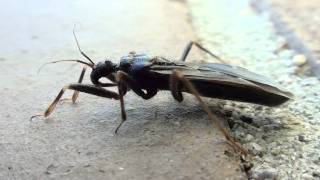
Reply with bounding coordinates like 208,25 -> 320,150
0,0 -> 245,179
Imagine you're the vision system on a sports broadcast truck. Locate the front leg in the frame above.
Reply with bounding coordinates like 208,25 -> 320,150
71,66 -> 87,103
71,67 -> 118,103
115,71 -> 157,133
31,83 -> 119,119
57,66 -> 87,104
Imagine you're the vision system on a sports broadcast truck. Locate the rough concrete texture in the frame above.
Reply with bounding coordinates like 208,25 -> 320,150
0,0 -> 246,179
188,0 -> 320,179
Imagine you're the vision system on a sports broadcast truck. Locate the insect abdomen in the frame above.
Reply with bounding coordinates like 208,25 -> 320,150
191,81 -> 290,106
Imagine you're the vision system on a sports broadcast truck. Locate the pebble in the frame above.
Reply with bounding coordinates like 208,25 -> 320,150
240,115 -> 253,124
293,54 -> 307,66
313,157 -> 320,165
223,104 -> 234,117
244,134 -> 254,142
301,173 -> 314,179
250,168 -> 278,180
313,171 -> 320,178
298,134 -> 311,143
248,142 -> 263,156
312,171 -> 320,178
270,147 -> 281,156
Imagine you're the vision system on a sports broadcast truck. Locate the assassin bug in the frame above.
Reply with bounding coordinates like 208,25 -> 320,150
32,30 -> 293,154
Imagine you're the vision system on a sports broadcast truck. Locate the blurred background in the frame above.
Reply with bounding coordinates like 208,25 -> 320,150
0,0 -> 319,179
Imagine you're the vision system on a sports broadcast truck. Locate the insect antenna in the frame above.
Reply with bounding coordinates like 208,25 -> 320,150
73,25 -> 95,66
37,26 -> 97,75
37,60 -> 93,75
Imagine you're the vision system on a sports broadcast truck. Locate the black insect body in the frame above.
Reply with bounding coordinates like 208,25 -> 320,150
33,35 -> 293,154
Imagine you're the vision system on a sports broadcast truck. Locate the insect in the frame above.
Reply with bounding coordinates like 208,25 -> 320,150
32,31 -> 293,154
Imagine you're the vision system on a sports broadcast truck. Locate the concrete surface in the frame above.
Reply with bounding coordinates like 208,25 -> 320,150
0,0 -> 246,179
188,0 -> 320,179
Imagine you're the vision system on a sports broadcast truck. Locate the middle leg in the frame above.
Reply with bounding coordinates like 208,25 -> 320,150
115,71 -> 157,133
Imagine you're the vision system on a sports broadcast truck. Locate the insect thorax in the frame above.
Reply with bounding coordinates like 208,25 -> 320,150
119,52 -> 177,74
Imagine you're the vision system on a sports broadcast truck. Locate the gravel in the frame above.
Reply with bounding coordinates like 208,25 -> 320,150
188,0 -> 320,179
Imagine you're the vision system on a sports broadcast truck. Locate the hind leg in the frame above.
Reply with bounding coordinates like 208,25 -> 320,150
180,41 -> 224,63
170,69 -> 248,154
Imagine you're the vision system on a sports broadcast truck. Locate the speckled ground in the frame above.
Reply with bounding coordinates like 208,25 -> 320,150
188,0 -> 320,179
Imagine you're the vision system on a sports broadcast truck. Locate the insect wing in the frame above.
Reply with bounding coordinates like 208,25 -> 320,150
150,62 -> 293,99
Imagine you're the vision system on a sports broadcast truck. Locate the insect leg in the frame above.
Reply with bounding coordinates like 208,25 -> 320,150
70,66 -> 87,103
60,67 -> 117,104
170,70 -> 248,154
31,83 -> 119,120
180,41 -> 224,63
170,72 -> 184,102
71,67 -> 118,101
115,72 -> 127,134
115,71 -> 157,133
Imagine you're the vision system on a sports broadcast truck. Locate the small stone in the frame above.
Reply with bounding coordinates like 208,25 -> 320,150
234,130 -> 246,139
46,164 -> 56,171
240,115 -> 253,124
301,173 -> 314,179
293,54 -> 307,66
313,171 -> 320,178
223,105 -> 234,117
173,121 -> 181,127
270,147 -> 281,156
126,106 -> 136,111
298,134 -> 311,143
248,142 -> 263,156
244,134 -> 254,142
250,168 -> 278,180
255,105 -> 263,110
313,157 -> 320,165
298,153 -> 304,158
